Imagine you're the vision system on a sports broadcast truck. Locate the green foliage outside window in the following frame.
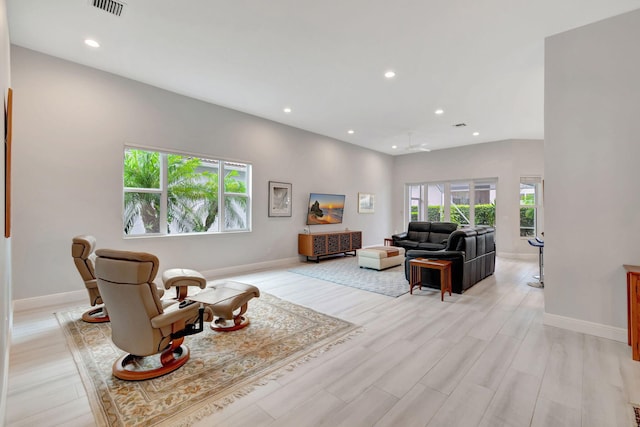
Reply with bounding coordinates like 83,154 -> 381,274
474,204 -> 496,226
520,207 -> 535,237
124,149 -> 247,235
409,204 -> 495,226
520,193 -> 535,205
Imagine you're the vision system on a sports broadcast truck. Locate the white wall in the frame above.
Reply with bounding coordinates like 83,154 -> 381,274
393,139 -> 544,256
0,0 -> 10,421
544,8 -> 640,334
11,46 -> 394,300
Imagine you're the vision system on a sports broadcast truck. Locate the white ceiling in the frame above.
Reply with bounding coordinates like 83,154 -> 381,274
6,0 -> 640,155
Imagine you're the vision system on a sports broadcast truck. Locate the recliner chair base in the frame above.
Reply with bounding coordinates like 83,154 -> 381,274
211,303 -> 250,332
113,344 -> 190,381
81,306 -> 110,323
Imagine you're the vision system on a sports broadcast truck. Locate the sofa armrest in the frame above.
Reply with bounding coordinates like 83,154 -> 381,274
406,249 -> 463,259
392,232 -> 408,242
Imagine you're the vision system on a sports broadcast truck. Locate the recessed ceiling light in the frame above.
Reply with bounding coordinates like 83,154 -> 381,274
473,132 -> 480,136
435,109 -> 444,115
347,130 -> 355,134
384,70 -> 396,79
283,107 -> 292,113
84,39 -> 100,48
391,145 -> 397,149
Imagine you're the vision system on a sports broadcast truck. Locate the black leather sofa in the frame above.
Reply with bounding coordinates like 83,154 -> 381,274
404,225 -> 496,294
392,222 -> 459,251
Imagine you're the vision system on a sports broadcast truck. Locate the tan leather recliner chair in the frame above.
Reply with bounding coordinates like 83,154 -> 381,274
94,248 -> 213,380
72,235 -> 167,324
71,235 -> 109,323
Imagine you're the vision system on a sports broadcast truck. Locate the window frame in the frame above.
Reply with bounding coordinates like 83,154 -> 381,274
519,176 -> 542,238
123,145 -> 252,237
405,178 -> 497,229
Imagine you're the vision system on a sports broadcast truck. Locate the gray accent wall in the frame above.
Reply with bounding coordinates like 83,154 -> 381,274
11,46 -> 394,300
545,9 -> 640,330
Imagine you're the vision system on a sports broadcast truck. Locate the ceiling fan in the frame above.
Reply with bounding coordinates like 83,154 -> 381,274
403,132 -> 431,152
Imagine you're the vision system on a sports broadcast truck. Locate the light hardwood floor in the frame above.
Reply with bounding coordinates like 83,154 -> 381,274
5,257 -> 640,426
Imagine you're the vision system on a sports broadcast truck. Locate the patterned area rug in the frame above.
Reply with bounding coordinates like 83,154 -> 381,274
289,256 -> 409,297
57,293 -> 360,427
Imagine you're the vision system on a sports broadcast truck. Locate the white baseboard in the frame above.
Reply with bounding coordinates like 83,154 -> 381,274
543,312 -> 627,343
13,257 -> 303,313
12,290 -> 86,313
195,257 -> 302,280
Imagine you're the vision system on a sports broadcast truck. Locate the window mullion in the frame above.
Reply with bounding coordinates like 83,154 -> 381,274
160,153 -> 168,234
469,184 -> 476,225
218,164 -> 225,231
443,183 -> 451,221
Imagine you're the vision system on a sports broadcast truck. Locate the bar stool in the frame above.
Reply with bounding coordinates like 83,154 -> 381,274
527,237 -> 544,288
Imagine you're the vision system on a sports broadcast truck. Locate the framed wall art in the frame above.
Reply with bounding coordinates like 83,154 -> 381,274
358,192 -> 374,214
268,181 -> 292,217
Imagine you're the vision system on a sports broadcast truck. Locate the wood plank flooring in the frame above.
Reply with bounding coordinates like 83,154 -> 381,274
5,257 -> 640,426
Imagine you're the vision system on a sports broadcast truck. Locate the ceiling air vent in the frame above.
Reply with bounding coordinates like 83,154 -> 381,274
91,0 -> 125,16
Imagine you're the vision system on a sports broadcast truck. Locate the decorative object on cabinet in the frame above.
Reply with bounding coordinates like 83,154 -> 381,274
268,181 -> 292,217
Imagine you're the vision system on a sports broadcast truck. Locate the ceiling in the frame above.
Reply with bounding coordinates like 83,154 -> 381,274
6,1 -> 640,155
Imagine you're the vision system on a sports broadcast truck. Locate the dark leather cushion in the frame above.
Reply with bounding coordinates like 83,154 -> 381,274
476,233 -> 486,255
408,222 -> 431,233
416,242 -> 446,250
428,232 -> 450,244
397,240 -> 419,248
408,231 -> 429,242
430,222 -> 458,233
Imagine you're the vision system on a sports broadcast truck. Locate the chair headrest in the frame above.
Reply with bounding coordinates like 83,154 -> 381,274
95,249 -> 160,284
71,235 -> 96,259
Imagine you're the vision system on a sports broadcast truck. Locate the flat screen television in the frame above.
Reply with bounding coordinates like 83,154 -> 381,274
307,193 -> 345,225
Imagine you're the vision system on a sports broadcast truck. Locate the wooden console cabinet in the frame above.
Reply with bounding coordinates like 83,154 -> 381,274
298,231 -> 362,262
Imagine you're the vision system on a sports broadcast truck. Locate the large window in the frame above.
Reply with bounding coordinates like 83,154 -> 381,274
519,177 -> 541,237
405,179 -> 497,227
123,147 -> 251,236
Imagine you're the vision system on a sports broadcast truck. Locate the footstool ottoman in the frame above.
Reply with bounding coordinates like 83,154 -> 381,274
188,280 -> 261,332
162,268 -> 207,301
357,246 -> 405,270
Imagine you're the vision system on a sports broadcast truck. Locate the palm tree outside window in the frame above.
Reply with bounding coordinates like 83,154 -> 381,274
123,147 -> 251,236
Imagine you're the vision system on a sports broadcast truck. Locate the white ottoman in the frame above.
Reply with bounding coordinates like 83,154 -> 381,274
357,246 -> 405,270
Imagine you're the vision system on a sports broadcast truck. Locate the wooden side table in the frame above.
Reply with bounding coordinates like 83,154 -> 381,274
624,264 -> 640,361
384,238 -> 393,246
409,258 -> 452,301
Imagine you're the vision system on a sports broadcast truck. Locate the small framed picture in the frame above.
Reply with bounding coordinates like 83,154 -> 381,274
358,192 -> 374,214
268,181 -> 292,217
